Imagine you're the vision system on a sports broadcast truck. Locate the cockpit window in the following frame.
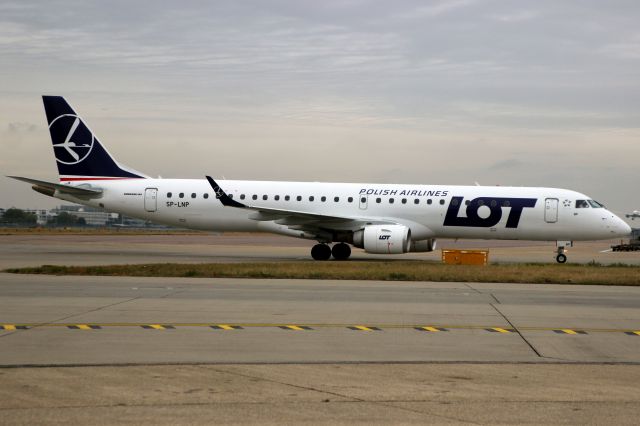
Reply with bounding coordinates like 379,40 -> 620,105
575,200 -> 589,208
588,200 -> 604,208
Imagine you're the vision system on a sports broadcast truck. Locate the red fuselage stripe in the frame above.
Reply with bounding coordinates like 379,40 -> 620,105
59,177 -> 144,181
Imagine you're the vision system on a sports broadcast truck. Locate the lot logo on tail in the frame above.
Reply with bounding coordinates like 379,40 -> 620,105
49,114 -> 94,165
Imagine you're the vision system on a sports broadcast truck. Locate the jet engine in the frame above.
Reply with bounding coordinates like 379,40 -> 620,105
409,239 -> 437,252
353,225 -> 411,254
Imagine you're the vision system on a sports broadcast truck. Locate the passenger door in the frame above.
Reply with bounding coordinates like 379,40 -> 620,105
144,188 -> 158,212
545,198 -> 558,223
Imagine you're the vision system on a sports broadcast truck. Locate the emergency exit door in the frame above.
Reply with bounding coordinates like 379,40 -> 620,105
545,198 -> 558,223
144,188 -> 158,212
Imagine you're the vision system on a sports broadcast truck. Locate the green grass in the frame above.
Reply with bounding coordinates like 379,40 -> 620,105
5,261 -> 640,286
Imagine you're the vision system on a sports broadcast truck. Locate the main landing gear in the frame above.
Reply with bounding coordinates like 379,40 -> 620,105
555,241 -> 573,264
311,243 -> 352,261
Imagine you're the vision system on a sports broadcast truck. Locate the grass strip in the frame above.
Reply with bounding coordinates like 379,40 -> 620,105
5,262 -> 640,285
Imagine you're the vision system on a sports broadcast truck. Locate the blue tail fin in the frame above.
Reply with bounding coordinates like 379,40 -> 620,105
43,96 -> 147,181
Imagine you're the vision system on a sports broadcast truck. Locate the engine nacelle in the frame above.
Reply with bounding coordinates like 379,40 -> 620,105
353,225 -> 411,254
409,239 -> 437,252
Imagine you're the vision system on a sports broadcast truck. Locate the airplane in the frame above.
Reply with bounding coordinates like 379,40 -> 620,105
626,211 -> 640,220
8,96 -> 632,264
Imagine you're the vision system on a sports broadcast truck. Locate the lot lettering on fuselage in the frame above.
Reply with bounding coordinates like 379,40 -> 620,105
444,196 -> 537,228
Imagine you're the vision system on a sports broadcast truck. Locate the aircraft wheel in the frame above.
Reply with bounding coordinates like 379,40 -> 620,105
311,244 -> 332,261
556,253 -> 567,264
331,243 -> 351,261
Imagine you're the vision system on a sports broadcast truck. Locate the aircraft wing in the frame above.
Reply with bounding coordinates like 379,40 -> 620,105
206,176 -> 394,234
8,176 -> 103,198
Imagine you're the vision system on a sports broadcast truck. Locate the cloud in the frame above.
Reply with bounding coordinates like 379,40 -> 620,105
1,0 -> 640,214
488,159 -> 526,171
489,10 -> 540,23
6,122 -> 37,133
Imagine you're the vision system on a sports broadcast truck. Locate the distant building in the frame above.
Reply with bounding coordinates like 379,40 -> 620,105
2,205 -> 174,229
53,205 -> 118,226
23,209 -> 51,225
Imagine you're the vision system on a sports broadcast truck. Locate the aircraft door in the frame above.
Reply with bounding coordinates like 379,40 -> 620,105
359,194 -> 368,210
144,188 -> 158,212
545,198 -> 558,223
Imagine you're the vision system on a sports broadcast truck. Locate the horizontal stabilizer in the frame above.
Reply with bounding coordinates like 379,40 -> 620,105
7,176 -> 103,198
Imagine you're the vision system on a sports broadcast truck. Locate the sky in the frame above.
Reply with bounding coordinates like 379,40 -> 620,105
1,0 -> 639,218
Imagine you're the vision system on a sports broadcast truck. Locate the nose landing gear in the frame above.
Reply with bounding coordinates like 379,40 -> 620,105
555,241 -> 572,264
310,243 -> 352,261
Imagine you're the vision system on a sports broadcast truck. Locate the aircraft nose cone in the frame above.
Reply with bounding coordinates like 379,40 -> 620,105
615,215 -> 632,237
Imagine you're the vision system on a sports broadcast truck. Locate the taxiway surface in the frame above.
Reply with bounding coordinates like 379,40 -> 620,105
1,273 -> 639,365
1,233 -> 639,424
1,233 -> 638,268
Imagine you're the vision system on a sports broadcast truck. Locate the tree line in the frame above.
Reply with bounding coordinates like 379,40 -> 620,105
0,208 -> 85,226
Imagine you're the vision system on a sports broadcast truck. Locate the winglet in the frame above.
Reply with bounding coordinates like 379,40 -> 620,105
205,176 -> 246,208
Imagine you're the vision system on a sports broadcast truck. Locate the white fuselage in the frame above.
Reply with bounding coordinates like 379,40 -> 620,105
56,178 -> 631,242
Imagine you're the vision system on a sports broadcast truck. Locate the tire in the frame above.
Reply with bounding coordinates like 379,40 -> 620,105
556,253 -> 567,264
311,244 -> 331,261
331,243 -> 351,260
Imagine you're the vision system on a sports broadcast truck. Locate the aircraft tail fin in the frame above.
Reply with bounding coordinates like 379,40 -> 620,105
42,96 -> 147,181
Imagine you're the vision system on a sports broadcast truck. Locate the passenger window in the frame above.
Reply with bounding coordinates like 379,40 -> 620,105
321,196 -> 326,202
427,199 -> 432,205
167,192 -> 172,198
401,198 -> 407,204
575,200 -> 589,208
263,195 -> 268,201
348,197 -> 354,203
285,195 -> 290,201
389,198 -> 394,204
490,200 -> 497,207
240,194 -> 246,200
502,200 -> 510,207
275,195 -> 280,201
204,193 -> 209,199
376,198 -> 381,203
334,197 -> 339,202
451,199 -> 459,206
227,194 -> 231,199
465,200 -> 470,206
191,193 -> 196,199
360,197 -> 365,203
440,199 -> 445,205
414,199 -> 419,204
179,193 -> 184,199
309,196 -> 314,202
297,196 -> 302,201
252,195 -> 258,200
477,200 -> 484,206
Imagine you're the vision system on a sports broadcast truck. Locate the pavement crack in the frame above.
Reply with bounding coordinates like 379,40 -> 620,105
49,296 -> 143,324
0,296 -> 142,336
490,303 -> 544,359
159,288 -> 188,299
463,283 -> 482,294
208,367 -> 480,424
